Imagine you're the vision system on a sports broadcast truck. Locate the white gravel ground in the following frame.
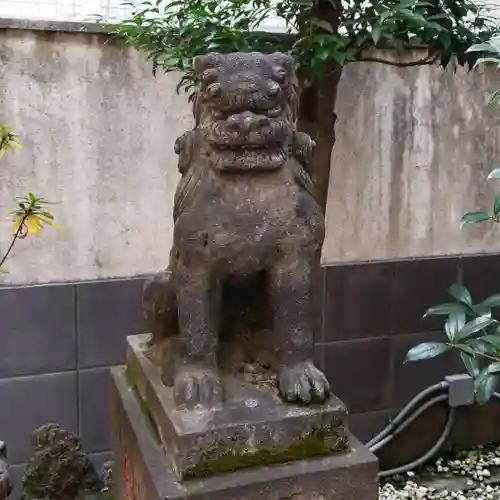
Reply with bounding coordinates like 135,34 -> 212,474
380,446 -> 500,499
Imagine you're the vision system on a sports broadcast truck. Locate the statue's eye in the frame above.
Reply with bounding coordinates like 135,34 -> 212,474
201,68 -> 219,85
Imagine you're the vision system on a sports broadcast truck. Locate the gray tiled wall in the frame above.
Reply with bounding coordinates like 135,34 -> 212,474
0,276 -> 147,498
3,254 -> 500,497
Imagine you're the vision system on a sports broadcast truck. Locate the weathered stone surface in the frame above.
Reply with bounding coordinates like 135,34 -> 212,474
111,366 -> 378,500
142,51 -> 328,409
126,335 -> 348,481
21,423 -> 103,500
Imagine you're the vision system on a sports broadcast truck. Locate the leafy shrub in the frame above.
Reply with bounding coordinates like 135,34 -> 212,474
406,168 -> 500,404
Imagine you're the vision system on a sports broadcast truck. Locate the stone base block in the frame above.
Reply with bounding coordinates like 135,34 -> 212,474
126,334 -> 350,480
110,366 -> 379,500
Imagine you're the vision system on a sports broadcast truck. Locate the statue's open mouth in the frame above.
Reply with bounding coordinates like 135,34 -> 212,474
205,116 -> 291,172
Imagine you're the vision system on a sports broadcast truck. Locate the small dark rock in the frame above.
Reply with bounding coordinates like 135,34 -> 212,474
99,461 -> 113,489
0,441 -> 12,500
21,423 -> 104,500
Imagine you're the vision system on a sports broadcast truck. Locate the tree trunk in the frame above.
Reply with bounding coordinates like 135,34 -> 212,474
297,67 -> 342,214
297,65 -> 342,214
296,0 -> 343,214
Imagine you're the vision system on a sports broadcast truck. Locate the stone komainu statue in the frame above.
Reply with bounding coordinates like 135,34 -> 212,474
143,52 -> 329,408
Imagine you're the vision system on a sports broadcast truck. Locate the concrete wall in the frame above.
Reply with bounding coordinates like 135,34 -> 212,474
1,23 -> 500,284
324,58 -> 500,265
0,22 -> 190,285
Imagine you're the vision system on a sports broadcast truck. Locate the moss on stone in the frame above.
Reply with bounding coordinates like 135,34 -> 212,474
184,423 -> 349,479
125,367 -> 161,443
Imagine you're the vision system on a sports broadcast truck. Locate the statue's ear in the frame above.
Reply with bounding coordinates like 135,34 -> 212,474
269,53 -> 295,78
194,53 -> 222,75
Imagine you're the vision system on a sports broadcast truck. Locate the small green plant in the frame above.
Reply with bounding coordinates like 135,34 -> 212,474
406,167 -> 500,405
0,123 -> 22,159
466,36 -> 500,105
0,123 -> 61,274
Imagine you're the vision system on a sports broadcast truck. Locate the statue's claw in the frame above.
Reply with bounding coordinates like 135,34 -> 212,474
278,361 -> 330,405
174,365 -> 224,409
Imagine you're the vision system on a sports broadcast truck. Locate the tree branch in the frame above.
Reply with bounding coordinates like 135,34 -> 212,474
358,53 -> 438,67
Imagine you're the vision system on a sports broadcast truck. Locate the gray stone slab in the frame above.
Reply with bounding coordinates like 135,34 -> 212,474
0,372 -> 78,464
5,463 -> 25,500
0,284 -> 76,378
110,366 -> 379,500
77,278 -> 147,368
79,367 -> 112,453
126,336 -> 350,481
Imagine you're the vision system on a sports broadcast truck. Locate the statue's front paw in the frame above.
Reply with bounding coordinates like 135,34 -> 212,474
278,361 -> 330,405
174,366 -> 224,409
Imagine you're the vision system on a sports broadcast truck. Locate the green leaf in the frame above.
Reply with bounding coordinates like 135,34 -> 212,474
448,283 -> 472,306
372,26 -> 382,45
424,302 -> 468,317
460,349 -> 480,377
466,42 -> 496,53
470,303 -> 492,318
493,195 -> 500,216
473,57 -> 500,69
470,338 -> 496,356
445,311 -> 466,342
460,211 -> 491,228
405,342 -> 451,362
309,18 -> 334,33
456,316 -> 497,341
481,294 -> 500,308
487,361 -> 500,374
488,168 -> 500,179
475,370 -> 499,404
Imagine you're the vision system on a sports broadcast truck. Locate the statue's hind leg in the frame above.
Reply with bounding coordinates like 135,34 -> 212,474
270,251 -> 330,404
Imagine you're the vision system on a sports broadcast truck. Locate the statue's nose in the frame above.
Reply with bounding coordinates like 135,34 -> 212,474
227,112 -> 269,132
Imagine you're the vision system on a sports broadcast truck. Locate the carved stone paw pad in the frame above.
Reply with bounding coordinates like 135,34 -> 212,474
174,366 -> 224,408
278,361 -> 330,404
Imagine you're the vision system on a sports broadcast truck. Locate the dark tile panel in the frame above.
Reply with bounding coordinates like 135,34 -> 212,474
313,343 -> 324,373
0,372 -> 78,464
6,463 -> 25,500
323,263 -> 393,342
349,409 -> 394,444
77,277 -> 147,369
391,331 -> 462,408
78,367 -> 112,453
462,254 -> 500,303
0,284 -> 76,378
323,338 -> 392,413
314,265 -> 327,344
376,401 -> 448,469
89,451 -> 113,472
451,402 -> 500,449
391,258 -> 460,335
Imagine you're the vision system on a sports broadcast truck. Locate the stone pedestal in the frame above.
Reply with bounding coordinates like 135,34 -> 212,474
110,334 -> 378,500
